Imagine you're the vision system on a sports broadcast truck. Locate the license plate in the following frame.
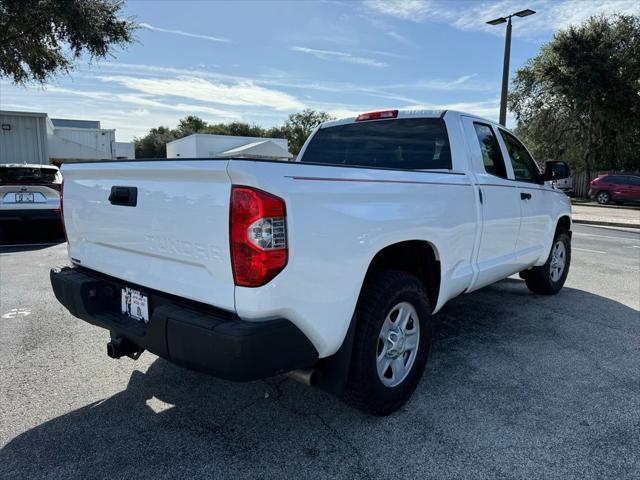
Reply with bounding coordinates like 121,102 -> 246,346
121,287 -> 149,323
15,193 -> 34,203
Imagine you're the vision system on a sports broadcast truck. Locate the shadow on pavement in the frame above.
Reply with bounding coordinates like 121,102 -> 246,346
2,280 -> 639,479
0,220 -> 64,249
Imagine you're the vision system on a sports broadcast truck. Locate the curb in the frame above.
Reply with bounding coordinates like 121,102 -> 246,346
571,201 -> 640,211
573,219 -> 640,229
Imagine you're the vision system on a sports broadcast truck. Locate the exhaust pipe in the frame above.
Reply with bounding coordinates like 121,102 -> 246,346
287,368 -> 317,386
107,336 -> 144,360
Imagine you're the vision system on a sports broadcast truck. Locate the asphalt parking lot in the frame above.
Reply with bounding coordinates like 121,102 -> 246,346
1,223 -> 639,479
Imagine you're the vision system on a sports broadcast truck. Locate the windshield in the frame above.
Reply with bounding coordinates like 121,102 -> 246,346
0,166 -> 60,185
301,118 -> 452,170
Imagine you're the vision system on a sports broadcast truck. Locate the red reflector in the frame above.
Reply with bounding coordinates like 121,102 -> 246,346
230,186 -> 288,287
355,109 -> 398,122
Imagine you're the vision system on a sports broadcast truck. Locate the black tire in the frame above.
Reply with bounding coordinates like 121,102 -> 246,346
522,231 -> 571,295
342,270 -> 432,416
596,191 -> 611,204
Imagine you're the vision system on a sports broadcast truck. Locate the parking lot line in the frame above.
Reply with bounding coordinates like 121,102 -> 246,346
574,247 -> 606,254
573,232 -> 638,241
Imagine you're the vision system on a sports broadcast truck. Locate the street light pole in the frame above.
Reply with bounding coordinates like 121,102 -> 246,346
499,17 -> 512,126
487,9 -> 536,126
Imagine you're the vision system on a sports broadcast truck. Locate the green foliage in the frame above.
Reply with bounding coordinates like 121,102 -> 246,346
134,110 -> 334,159
134,126 -> 175,159
0,0 -> 136,84
278,109 -> 334,154
509,14 -> 640,175
206,122 -> 267,138
175,116 -> 208,137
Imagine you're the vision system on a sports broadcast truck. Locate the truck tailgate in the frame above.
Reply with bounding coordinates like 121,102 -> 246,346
61,160 -> 235,311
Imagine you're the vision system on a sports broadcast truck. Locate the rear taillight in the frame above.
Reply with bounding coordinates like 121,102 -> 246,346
230,186 -> 288,287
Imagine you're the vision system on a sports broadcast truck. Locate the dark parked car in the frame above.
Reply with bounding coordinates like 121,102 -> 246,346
589,174 -> 640,205
0,163 -> 62,223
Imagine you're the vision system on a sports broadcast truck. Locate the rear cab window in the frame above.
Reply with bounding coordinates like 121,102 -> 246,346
300,118 -> 452,170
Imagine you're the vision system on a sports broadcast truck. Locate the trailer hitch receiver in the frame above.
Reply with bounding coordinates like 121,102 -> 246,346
107,336 -> 144,360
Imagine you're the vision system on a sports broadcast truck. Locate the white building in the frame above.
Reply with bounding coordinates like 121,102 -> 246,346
167,134 -> 292,161
0,111 -> 49,164
0,110 -> 135,165
115,141 -> 136,160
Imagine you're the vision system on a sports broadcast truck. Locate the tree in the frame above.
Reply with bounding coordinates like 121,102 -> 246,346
205,122 -> 267,137
509,14 -> 640,177
175,116 -> 208,137
134,126 -> 174,159
0,0 -> 136,84
278,109 -> 334,155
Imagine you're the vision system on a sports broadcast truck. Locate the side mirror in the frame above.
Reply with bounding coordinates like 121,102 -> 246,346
542,161 -> 570,182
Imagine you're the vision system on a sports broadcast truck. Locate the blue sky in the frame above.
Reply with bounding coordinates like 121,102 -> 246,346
1,0 -> 638,141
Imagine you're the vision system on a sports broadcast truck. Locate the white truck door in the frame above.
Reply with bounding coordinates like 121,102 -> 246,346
461,117 -> 523,290
496,128 -> 555,266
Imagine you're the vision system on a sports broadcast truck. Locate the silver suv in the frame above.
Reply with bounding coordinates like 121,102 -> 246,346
0,164 -> 63,223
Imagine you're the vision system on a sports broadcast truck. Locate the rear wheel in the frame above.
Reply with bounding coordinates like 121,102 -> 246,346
343,270 -> 432,416
596,191 -> 611,204
522,231 -> 571,295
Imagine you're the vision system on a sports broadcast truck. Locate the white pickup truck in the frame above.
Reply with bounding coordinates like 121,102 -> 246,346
51,109 -> 572,415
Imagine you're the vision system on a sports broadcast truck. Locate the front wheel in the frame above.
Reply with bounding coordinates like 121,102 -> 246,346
596,191 -> 611,204
342,270 -> 432,416
522,231 -> 571,295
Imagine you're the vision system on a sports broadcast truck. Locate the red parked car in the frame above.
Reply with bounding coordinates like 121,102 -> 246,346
589,174 -> 640,205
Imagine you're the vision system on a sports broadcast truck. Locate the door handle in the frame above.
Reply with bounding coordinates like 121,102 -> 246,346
109,186 -> 138,207
520,192 -> 532,200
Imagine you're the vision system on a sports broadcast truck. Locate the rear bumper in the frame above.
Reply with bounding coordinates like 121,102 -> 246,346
50,266 -> 318,381
0,208 -> 61,222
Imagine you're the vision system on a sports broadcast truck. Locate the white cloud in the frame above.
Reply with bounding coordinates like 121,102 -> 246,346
360,48 -> 409,59
385,74 -> 491,92
290,46 -> 388,68
364,0 -> 640,37
45,86 -> 239,117
139,23 -> 230,43
90,62 -> 487,103
96,75 -> 305,111
365,0 -> 433,20
385,30 -> 413,44
404,99 -> 500,119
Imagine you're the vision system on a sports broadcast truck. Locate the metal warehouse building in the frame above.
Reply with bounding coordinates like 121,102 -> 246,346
0,110 -> 134,165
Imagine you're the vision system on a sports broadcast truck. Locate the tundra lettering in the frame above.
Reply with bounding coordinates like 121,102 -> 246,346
144,234 -> 221,262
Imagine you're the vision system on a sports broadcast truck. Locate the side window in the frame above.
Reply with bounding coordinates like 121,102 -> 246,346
499,130 -> 540,182
473,123 -> 507,179
627,176 -> 640,185
620,176 -> 638,185
607,175 -> 623,184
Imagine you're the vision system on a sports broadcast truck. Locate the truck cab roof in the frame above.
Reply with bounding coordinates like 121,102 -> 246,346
319,109 -> 496,130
